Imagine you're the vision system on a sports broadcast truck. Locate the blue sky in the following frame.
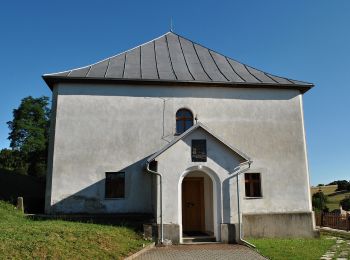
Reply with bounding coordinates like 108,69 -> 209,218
0,1 -> 349,185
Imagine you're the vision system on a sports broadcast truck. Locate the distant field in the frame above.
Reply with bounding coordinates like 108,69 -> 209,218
326,191 -> 350,211
311,185 -> 350,211
311,185 -> 337,195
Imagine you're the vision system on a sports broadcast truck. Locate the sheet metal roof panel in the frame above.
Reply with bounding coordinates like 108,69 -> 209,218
105,53 -> 125,78
43,32 -> 313,92
166,33 -> 193,81
194,44 -> 227,82
266,73 -> 292,84
68,66 -> 91,77
86,59 -> 109,78
210,51 -> 244,82
140,42 -> 158,79
124,47 -> 141,79
246,66 -> 276,83
179,37 -> 210,81
155,37 -> 176,80
226,58 -> 260,83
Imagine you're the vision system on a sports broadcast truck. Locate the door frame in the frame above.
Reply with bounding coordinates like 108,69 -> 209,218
178,166 -> 221,243
182,177 -> 205,233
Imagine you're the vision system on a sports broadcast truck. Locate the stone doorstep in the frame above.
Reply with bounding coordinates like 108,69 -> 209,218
182,236 -> 216,243
124,242 -> 155,260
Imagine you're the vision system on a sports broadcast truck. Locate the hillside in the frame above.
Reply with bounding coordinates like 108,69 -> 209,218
311,185 -> 337,195
0,200 -> 148,259
326,191 -> 350,211
311,185 -> 350,211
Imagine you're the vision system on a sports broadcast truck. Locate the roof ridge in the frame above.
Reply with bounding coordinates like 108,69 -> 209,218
146,122 -> 251,163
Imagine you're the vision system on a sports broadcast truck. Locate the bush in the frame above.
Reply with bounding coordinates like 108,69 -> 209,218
312,191 -> 328,211
340,196 -> 350,211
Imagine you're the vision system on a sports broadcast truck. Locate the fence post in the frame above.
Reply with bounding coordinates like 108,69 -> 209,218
320,212 -> 323,227
347,213 -> 350,232
17,197 -> 24,213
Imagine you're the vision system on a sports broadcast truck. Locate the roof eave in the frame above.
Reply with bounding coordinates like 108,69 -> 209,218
146,122 -> 251,163
42,75 -> 314,93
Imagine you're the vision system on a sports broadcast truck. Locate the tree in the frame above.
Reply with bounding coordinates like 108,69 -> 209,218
312,191 -> 328,211
328,180 -> 350,191
5,96 -> 50,177
340,196 -> 350,211
0,149 -> 26,174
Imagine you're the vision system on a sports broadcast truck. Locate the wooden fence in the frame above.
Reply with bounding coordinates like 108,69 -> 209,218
315,212 -> 350,231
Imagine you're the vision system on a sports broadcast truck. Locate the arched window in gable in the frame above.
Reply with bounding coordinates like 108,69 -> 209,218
176,109 -> 193,134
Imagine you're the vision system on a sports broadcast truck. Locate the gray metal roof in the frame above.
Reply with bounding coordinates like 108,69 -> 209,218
43,32 -> 313,92
146,122 -> 251,164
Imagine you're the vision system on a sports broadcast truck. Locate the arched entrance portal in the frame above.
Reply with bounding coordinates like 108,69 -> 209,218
179,168 -> 219,242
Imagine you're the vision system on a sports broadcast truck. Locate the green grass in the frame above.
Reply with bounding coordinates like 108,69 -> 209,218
248,236 -> 336,260
0,201 -> 149,259
321,230 -> 350,240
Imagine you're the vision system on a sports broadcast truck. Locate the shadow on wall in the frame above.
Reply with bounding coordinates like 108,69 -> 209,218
50,156 -> 154,217
58,84 -> 300,101
0,169 -> 45,213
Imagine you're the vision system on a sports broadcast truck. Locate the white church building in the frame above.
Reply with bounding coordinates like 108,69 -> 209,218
43,32 -> 317,244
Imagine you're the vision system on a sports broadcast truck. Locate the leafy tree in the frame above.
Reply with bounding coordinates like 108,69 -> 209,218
5,96 -> 50,177
0,149 -> 26,173
340,196 -> 350,211
328,180 -> 350,191
317,184 -> 324,187
8,96 -> 50,153
312,191 -> 328,211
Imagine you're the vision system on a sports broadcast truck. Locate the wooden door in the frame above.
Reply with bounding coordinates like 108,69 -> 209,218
182,177 -> 204,232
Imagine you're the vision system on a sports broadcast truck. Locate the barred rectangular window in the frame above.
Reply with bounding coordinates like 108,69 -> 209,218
192,139 -> 207,162
105,172 -> 125,199
245,173 -> 262,197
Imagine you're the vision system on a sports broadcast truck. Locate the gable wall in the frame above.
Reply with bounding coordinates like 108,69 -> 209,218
46,83 -> 311,215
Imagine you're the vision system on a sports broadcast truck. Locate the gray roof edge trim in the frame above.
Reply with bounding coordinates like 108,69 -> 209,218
146,122 -> 251,163
42,75 -> 314,92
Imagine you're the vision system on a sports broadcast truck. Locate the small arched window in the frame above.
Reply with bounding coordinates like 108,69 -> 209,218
176,109 -> 193,134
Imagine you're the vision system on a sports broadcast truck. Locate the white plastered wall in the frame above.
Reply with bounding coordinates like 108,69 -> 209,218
46,83 -> 312,219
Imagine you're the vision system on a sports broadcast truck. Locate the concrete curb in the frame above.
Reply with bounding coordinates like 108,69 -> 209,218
318,226 -> 350,235
124,242 -> 155,260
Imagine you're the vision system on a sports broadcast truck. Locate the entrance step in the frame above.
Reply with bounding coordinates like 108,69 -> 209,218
182,236 -> 216,243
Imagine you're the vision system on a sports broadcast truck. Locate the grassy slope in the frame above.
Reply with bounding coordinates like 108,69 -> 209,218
249,236 -> 335,260
0,201 -> 148,259
311,185 -> 337,195
326,191 -> 350,211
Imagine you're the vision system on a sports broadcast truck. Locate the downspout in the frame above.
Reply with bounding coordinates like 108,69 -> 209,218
224,160 -> 255,248
236,162 -> 256,248
146,162 -> 164,244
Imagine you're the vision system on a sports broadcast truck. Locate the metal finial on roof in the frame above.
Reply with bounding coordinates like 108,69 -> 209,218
170,17 -> 174,32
